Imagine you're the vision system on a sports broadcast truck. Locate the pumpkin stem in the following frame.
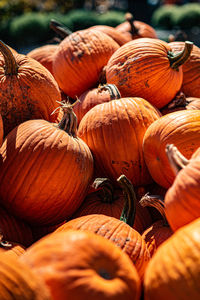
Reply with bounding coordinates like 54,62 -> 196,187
139,193 -> 168,226
98,84 -> 121,100
125,12 -> 138,36
117,175 -> 136,227
168,41 -> 193,71
0,40 -> 18,75
92,178 -> 115,203
57,100 -> 78,137
50,19 -> 72,39
166,144 -> 189,176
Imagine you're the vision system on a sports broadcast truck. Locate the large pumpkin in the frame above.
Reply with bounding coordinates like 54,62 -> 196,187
106,38 -> 193,109
78,97 -> 161,187
0,40 -> 61,137
144,218 -> 200,300
143,110 -> 200,189
21,229 -> 141,300
0,104 -> 94,225
52,28 -> 119,99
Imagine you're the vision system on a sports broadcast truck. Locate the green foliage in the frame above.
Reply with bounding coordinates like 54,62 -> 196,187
151,5 -> 178,29
98,11 -> 125,27
172,3 -> 200,29
66,9 -> 99,31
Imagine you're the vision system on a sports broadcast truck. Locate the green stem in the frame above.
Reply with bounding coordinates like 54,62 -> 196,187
117,175 -> 136,227
0,40 -> 18,75
50,19 -> 72,39
168,41 -> 193,71
92,178 -> 114,203
125,12 -> 138,36
98,84 -> 121,100
165,144 -> 189,176
57,100 -> 78,137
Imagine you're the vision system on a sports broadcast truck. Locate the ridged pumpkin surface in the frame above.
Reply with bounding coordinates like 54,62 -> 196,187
143,110 -> 200,189
52,29 -> 119,99
144,218 -> 200,300
106,38 -> 186,109
78,97 -> 161,187
169,41 -> 200,98
21,230 -> 141,300
0,119 -> 93,225
0,252 -> 51,299
56,214 -> 150,279
0,114 -> 3,146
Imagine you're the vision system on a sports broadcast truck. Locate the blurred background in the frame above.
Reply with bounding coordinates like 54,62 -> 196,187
0,0 -> 200,52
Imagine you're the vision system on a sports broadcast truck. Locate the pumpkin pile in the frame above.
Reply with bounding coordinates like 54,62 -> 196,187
0,12 -> 199,299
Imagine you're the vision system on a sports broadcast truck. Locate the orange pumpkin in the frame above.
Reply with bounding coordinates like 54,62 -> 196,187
27,44 -> 58,75
0,40 -> 61,137
56,175 -> 150,279
0,114 -> 3,146
78,97 -> 161,187
144,218 -> 200,300
52,28 -> 119,99
21,229 -> 141,300
0,238 -> 25,258
143,110 -> 200,189
106,39 -> 193,109
169,41 -> 200,98
0,252 -> 51,299
164,144 -> 200,231
0,103 -> 93,225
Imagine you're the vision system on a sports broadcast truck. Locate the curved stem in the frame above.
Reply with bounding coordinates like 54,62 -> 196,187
168,41 -> 193,70
117,175 -> 136,227
92,178 -> 114,203
56,100 -> 78,137
125,12 -> 138,36
50,19 -> 72,39
0,40 -> 18,75
98,84 -> 121,100
139,193 -> 168,226
165,144 -> 189,176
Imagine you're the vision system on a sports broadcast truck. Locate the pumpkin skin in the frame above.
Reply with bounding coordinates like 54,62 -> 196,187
0,252 -> 51,300
0,114 -> 3,146
165,146 -> 200,231
106,38 -> 192,109
52,29 -> 119,99
0,41 -> 61,137
144,218 -> 200,300
73,84 -> 121,125
143,110 -> 200,189
27,44 -> 58,75
55,214 -> 150,279
0,239 -> 26,258
78,97 -> 161,187
169,41 -> 200,98
21,230 -> 141,300
0,118 -> 94,226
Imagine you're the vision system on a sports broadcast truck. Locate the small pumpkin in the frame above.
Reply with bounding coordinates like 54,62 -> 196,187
143,110 -> 200,189
164,144 -> 200,231
144,218 -> 200,300
56,175 -> 151,279
0,102 -> 94,226
52,28 -> 119,99
106,39 -> 193,109
0,40 -> 61,137
21,229 -> 141,300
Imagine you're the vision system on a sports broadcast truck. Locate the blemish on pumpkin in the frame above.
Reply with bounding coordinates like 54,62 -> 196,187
145,80 -> 149,88
98,269 -> 112,280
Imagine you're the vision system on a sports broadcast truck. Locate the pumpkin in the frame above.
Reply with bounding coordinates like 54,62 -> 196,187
27,44 -> 58,75
0,238 -> 25,258
0,252 -> 51,299
160,91 -> 200,115
78,97 -> 161,187
0,114 -> 3,147
164,144 -> 200,231
52,28 -> 119,99
115,12 -> 157,40
0,102 -> 94,226
71,176 -> 152,234
73,84 -> 121,125
144,218 -> 200,300
169,41 -> 200,98
89,25 -> 131,46
0,40 -> 61,137
143,110 -> 200,189
106,39 -> 193,109
139,194 -> 173,257
56,175 -> 150,279
21,229 -> 141,300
